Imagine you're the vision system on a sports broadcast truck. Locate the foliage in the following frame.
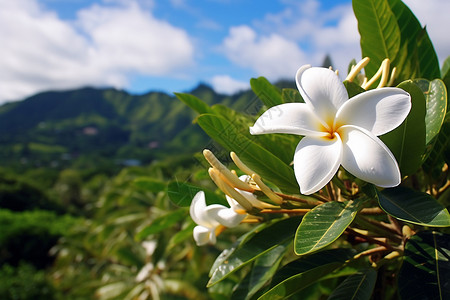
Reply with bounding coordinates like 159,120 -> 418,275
0,209 -> 80,268
1,0 -> 449,299
163,0 -> 450,299
0,263 -> 59,300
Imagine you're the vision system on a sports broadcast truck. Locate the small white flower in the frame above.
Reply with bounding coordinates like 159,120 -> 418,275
189,191 -> 245,246
250,65 -> 411,195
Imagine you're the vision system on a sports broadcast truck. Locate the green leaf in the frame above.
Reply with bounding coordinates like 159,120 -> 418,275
387,0 -> 440,81
442,56 -> 450,79
135,208 -> 188,241
423,112 -> 450,176
343,80 -> 365,98
197,114 -> 298,193
174,92 -> 213,115
380,80 -> 426,176
208,216 -> 301,287
294,199 -> 366,255
442,56 -> 450,100
167,181 -> 227,207
168,222 -> 196,249
353,0 -> 400,78
258,248 -> 355,300
250,77 -> 283,108
377,186 -> 450,227
328,268 -> 377,300
231,244 -> 288,300
399,231 -> 450,300
133,177 -> 166,193
412,79 -> 447,146
281,88 -> 303,103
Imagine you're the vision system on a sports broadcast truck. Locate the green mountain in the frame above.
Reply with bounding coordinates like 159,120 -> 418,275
0,83 -> 273,172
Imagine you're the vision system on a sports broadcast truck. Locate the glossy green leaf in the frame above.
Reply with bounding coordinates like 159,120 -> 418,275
399,231 -> 450,300
377,186 -> 450,227
208,216 -> 301,287
250,77 -> 283,108
231,244 -> 289,300
174,92 -> 213,115
294,199 -> 366,255
328,268 -> 377,300
380,80 -> 426,176
442,56 -> 450,79
387,0 -> 440,81
259,248 -> 354,300
281,88 -> 303,103
135,208 -> 188,241
442,56 -> 450,100
133,177 -> 166,193
423,112 -> 450,176
412,79 -> 447,145
343,80 -> 365,98
167,181 -> 227,207
197,114 -> 298,193
353,0 -> 400,78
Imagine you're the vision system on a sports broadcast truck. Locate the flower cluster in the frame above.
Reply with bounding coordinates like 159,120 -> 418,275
189,150 -> 283,246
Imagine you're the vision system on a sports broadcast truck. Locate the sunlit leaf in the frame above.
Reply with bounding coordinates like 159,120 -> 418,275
328,268 -> 377,300
208,216 -> 301,287
258,248 -> 355,300
353,0 -> 400,78
380,80 -> 426,176
174,92 -> 213,115
412,79 -> 447,146
377,186 -> 450,227
197,114 -> 298,193
399,231 -> 450,300
250,77 -> 284,108
387,0 -> 440,81
294,199 -> 366,255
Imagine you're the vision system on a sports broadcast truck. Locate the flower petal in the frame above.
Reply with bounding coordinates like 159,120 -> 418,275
250,103 -> 326,136
189,191 -> 207,226
193,226 -> 215,246
294,135 -> 343,195
339,125 -> 401,187
335,87 -> 411,136
295,65 -> 348,126
215,207 -> 246,227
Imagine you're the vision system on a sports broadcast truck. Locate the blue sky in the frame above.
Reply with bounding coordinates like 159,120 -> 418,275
0,0 -> 448,104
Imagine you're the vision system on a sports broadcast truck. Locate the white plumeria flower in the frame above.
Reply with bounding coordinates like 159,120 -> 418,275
190,191 -> 245,246
250,65 -> 411,195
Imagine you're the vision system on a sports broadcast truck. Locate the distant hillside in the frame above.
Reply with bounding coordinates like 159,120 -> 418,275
0,82 -> 288,172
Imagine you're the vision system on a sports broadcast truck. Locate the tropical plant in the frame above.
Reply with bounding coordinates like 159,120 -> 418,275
166,0 -> 450,299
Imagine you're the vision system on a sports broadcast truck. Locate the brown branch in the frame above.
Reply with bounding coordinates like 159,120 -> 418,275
346,227 -> 395,251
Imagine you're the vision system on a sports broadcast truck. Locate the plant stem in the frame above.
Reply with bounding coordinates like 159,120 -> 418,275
346,227 -> 395,250
274,192 -> 325,205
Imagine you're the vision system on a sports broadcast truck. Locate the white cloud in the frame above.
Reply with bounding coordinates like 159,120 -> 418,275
221,0 -> 359,82
222,25 -> 306,80
209,75 -> 249,95
0,0 -> 194,104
